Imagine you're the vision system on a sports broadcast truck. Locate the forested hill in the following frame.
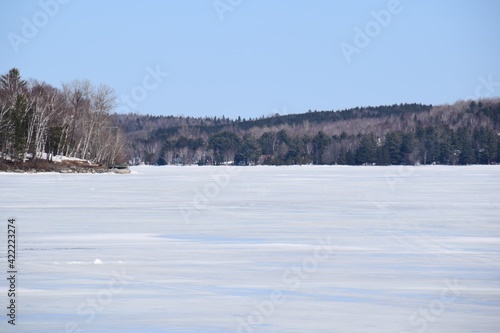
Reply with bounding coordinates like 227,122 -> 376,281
114,100 -> 500,166
1,68 -> 498,168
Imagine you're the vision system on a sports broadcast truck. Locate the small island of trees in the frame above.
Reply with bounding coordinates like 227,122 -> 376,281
0,68 -> 126,171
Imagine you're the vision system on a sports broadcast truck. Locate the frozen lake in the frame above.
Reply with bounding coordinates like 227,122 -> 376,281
1,165 -> 499,333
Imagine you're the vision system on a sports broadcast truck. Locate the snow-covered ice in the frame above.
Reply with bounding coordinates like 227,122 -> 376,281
0,165 -> 499,332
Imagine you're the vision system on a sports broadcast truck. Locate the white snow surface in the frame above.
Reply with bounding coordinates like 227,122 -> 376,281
0,165 -> 499,332
24,152 -> 90,163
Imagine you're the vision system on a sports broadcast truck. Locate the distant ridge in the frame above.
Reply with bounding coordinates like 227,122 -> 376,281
114,99 -> 500,166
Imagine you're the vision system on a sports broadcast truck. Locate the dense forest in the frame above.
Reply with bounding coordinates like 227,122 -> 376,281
1,68 -> 499,168
0,69 -> 126,167
116,100 -> 500,166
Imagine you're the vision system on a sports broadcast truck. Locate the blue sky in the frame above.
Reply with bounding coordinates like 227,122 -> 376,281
1,0 -> 500,118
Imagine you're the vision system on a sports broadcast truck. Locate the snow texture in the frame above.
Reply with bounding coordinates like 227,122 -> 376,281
0,165 -> 499,333
23,153 -> 90,163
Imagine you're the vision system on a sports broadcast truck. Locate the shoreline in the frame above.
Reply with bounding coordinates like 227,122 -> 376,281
0,160 -> 130,174
1,162 -> 498,174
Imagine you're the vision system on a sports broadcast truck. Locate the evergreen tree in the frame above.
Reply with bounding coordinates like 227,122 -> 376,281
346,149 -> 355,165
424,126 -> 439,164
258,132 -> 276,155
400,132 -> 415,164
384,131 -> 403,164
312,131 -> 331,164
376,146 -> 391,165
235,135 -> 261,165
208,131 -> 240,164
355,134 -> 377,165
337,147 -> 347,165
11,94 -> 30,159
475,127 -> 498,164
457,127 -> 476,165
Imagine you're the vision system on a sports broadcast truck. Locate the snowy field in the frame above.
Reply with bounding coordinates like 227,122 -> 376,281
1,165 -> 499,333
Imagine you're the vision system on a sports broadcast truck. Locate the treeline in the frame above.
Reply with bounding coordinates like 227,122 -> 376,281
116,100 -> 500,166
155,125 -> 499,166
0,68 -> 126,165
5,67 -> 496,167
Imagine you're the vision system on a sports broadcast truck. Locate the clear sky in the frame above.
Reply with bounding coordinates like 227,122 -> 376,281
1,0 -> 500,118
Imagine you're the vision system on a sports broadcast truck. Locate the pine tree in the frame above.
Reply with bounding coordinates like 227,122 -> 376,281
355,134 -> 377,165
385,131 -> 403,164
312,131 -> 331,164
